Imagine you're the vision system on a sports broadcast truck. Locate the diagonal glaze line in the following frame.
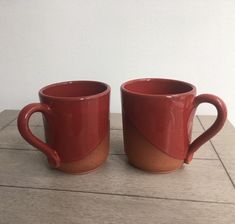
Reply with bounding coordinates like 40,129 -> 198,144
197,116 -> 235,189
0,184 -> 234,205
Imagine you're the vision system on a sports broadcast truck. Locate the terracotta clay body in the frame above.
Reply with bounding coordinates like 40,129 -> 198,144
18,81 -> 110,174
121,78 -> 227,172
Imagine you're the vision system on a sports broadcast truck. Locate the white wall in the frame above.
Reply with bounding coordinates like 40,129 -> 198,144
0,0 -> 235,125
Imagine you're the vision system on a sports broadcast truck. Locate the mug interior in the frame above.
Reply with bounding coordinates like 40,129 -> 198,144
122,79 -> 194,95
41,81 -> 108,98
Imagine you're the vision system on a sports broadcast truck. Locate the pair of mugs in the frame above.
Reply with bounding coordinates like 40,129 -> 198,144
18,78 -> 227,174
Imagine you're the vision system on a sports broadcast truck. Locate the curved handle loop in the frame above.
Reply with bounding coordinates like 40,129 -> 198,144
17,103 -> 61,168
185,94 -> 227,164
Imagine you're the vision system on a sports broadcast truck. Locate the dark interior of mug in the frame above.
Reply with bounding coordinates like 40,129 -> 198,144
123,79 -> 193,95
42,81 -> 108,98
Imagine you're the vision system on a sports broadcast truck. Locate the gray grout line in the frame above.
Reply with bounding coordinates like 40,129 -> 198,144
0,117 -> 18,132
8,123 -> 123,131
0,147 -> 219,161
192,158 -> 219,160
195,115 -> 202,127
6,125 -> 204,135
110,153 -> 125,155
0,147 -> 125,155
197,116 -> 235,189
208,140 -> 235,189
8,118 -> 17,126
0,184 -> 234,205
6,123 -> 203,133
0,147 -> 36,151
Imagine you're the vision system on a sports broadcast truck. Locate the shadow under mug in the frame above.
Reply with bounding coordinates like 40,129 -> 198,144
18,81 -> 110,174
121,78 -> 227,173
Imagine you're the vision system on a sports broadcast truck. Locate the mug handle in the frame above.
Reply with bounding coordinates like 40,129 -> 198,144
185,94 -> 227,164
17,103 -> 61,168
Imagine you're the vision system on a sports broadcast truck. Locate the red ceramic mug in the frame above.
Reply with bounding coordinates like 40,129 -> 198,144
121,78 -> 227,173
18,81 -> 110,174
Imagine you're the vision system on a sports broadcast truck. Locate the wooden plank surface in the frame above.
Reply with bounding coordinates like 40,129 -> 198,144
0,187 -> 234,224
0,110 -> 234,224
0,150 -> 234,203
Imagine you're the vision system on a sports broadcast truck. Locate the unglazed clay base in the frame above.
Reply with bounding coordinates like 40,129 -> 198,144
123,121 -> 184,173
54,133 -> 109,174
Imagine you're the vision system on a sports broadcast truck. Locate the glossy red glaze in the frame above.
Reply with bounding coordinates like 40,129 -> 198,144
121,78 -> 227,172
18,81 -> 110,173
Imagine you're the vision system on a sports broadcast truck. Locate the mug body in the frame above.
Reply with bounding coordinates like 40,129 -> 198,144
39,81 -> 110,173
121,78 -> 196,172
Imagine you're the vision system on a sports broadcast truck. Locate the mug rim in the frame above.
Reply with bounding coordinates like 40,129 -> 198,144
121,78 -> 196,97
39,80 -> 110,101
